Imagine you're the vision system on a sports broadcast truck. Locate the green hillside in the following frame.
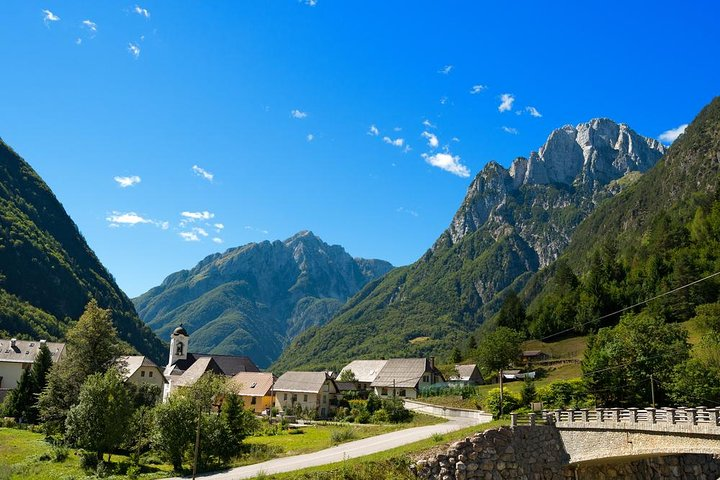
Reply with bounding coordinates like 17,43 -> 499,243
522,96 -> 720,337
0,140 -> 165,363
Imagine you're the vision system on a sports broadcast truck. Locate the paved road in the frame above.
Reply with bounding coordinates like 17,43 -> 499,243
166,415 -> 484,480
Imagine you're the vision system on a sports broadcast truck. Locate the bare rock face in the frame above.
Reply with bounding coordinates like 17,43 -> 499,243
444,119 -> 666,270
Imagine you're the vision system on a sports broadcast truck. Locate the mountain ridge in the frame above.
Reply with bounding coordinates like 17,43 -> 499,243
134,231 -> 393,368
272,118 -> 666,372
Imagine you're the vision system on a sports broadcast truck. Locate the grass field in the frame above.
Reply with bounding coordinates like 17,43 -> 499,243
0,414 -> 445,479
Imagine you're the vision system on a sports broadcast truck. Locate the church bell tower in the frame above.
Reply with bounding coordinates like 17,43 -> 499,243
168,325 -> 189,366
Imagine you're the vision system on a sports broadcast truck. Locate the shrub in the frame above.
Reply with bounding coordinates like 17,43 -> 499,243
381,397 -> 412,423
51,445 -> 69,462
78,450 -> 98,471
482,388 -> 521,418
371,409 -> 389,423
330,427 -> 356,445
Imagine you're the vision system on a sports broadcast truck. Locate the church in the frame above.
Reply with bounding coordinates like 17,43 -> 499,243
163,326 -> 260,399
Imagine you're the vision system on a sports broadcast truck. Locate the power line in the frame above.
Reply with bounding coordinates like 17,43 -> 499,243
541,270 -> 720,341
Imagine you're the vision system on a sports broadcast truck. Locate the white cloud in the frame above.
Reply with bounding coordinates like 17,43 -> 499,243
181,211 -> 214,221
82,19 -> 97,33
306,133 -> 314,142
451,137 -> 460,143
76,38 -> 82,45
502,126 -> 519,135
470,85 -> 487,94
291,109 -> 308,119
422,152 -> 470,178
134,5 -> 150,18
422,119 -> 436,129
498,93 -> 515,112
106,212 -> 150,226
658,124 -> 688,144
212,237 -> 223,244
368,124 -> 380,136
421,131 -> 439,148
440,96 -> 449,105
383,136 -> 404,148
214,223 -> 225,230
113,175 -> 141,188
179,231 -> 200,242
128,43 -> 141,59
306,0 -> 318,5
195,228 -> 209,237
42,9 -> 60,25
192,165 -> 214,181
245,226 -> 269,235
159,221 -> 170,230
396,207 -> 419,217
526,106 -> 542,118
438,65 -> 453,75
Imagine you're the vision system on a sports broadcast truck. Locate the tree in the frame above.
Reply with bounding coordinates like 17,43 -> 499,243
39,299 -> 123,431
450,347 -> 463,363
338,369 -> 358,382
153,394 -> 197,471
1,342 -> 53,423
476,327 -> 523,416
496,291 -> 526,332
64,369 -> 133,461
476,327 -> 523,375
582,312 -> 689,407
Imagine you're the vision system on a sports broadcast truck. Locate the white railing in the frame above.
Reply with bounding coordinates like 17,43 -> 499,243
522,407 -> 720,428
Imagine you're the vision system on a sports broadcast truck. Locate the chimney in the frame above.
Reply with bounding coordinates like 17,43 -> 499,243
11,338 -> 17,348
429,356 -> 435,369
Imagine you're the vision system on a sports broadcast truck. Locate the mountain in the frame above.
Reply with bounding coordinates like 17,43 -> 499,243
0,140 -> 166,363
522,97 -> 720,336
272,119 -> 666,372
133,231 -> 393,368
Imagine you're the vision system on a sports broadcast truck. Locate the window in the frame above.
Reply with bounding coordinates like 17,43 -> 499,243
399,389 -> 406,397
423,375 -> 429,383
141,371 -> 145,377
381,387 -> 388,396
284,393 -> 287,401
304,394 -> 308,402
251,397 -> 257,405
323,394 -> 327,403
176,341 -> 184,356
149,371 -> 153,377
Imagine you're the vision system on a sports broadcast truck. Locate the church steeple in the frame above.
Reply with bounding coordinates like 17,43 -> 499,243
168,325 -> 189,366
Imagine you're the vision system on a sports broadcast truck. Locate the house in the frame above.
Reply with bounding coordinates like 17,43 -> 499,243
163,326 -> 260,399
0,338 -> 65,402
520,350 -> 549,364
448,364 -> 484,386
370,357 -> 444,399
118,355 -> 167,399
337,359 -> 387,392
273,371 -> 338,418
229,372 -> 276,414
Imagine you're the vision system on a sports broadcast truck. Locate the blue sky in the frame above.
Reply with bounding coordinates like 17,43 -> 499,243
0,1 -> 718,298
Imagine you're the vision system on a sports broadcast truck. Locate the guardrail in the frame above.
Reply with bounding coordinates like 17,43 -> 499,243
511,407 -> 720,428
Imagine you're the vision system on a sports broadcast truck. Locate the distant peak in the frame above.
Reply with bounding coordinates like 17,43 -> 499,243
284,230 -> 322,246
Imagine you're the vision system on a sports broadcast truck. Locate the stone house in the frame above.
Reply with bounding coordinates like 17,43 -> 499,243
0,338 -> 65,402
337,359 -> 387,393
273,371 -> 338,418
370,357 -> 444,399
229,371 -> 276,414
448,364 -> 484,385
118,355 -> 167,400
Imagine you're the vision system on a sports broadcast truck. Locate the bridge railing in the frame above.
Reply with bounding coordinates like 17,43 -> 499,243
533,407 -> 720,427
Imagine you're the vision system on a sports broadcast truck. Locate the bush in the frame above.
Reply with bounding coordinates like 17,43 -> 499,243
381,397 -> 412,423
536,379 -> 592,409
51,445 -> 69,462
126,464 -> 141,480
482,388 -> 521,418
371,409 -> 389,423
78,450 -> 98,471
330,427 -> 356,445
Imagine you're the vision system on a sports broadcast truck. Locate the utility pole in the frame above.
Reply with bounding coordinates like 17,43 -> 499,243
499,368 -> 504,417
393,378 -> 396,398
650,374 -> 656,408
192,403 -> 201,480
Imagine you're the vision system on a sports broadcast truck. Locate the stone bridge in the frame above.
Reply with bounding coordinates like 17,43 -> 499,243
414,407 -> 720,479
534,407 -> 720,465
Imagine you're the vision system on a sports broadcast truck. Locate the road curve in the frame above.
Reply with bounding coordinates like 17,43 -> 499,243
165,416 -> 483,480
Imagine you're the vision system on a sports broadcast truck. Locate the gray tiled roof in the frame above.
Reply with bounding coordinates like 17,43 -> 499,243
118,355 -> 167,383
0,339 -> 64,364
274,371 -> 329,394
451,364 -> 480,381
371,358 -> 438,388
230,372 -> 276,397
173,357 -> 224,387
339,360 -> 388,383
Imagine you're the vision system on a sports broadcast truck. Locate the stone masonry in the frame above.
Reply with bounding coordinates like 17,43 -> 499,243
411,426 -> 569,480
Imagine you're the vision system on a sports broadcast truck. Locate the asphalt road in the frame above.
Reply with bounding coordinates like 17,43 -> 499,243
166,415 -> 483,480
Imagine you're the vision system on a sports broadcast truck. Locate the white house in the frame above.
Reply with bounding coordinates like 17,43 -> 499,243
0,338 -> 65,402
273,371 -> 338,419
370,357 -> 444,399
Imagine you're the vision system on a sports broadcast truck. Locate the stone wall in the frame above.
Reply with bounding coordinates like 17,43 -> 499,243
412,426 -> 568,480
570,454 -> 720,479
412,426 -> 720,480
